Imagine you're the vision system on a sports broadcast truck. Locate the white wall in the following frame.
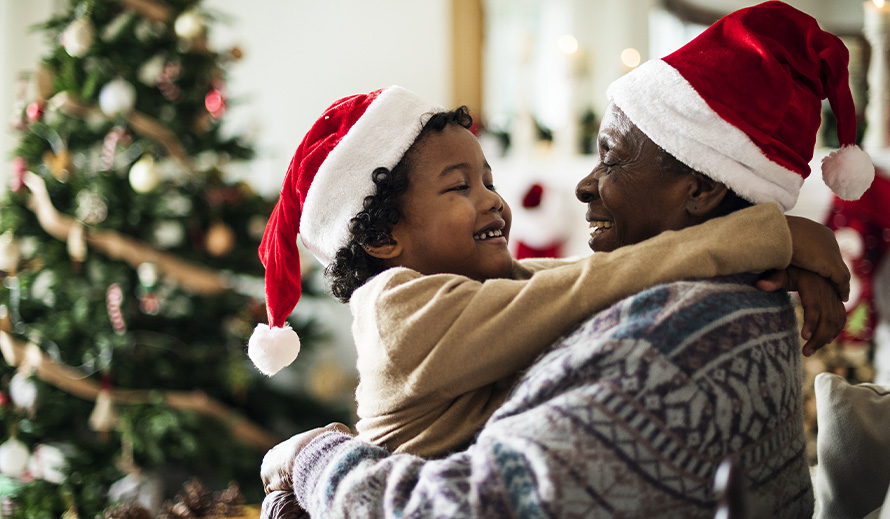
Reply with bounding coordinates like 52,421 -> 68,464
0,0 -> 452,196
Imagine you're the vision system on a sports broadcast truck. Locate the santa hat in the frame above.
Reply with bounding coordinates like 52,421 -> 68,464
248,86 -> 442,376
606,0 -> 874,211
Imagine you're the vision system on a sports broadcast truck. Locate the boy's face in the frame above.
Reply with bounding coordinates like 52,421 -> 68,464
387,124 -> 513,281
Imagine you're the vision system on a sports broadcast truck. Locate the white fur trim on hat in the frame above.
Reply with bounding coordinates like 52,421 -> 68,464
822,145 -> 875,200
248,323 -> 301,376
607,60 -> 803,212
300,86 -> 443,266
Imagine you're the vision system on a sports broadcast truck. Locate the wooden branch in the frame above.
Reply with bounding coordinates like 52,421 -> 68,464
23,172 -> 231,296
119,0 -> 173,22
0,331 -> 280,450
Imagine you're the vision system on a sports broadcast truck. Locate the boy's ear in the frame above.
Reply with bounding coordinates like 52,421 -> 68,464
364,241 -> 402,260
686,173 -> 728,216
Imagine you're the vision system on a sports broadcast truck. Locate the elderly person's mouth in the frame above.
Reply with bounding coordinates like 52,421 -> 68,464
588,220 -> 613,237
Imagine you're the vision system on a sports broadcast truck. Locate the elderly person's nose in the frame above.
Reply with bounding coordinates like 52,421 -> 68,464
575,170 -> 599,203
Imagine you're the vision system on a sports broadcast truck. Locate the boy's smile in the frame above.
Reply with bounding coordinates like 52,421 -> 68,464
385,124 -> 513,281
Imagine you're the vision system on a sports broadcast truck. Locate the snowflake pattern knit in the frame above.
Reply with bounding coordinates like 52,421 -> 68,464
294,275 -> 813,518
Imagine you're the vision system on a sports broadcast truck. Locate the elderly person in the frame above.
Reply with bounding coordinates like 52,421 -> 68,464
260,2 -> 873,518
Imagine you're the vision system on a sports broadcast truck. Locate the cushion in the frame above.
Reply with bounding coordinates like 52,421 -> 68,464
813,372 -> 890,519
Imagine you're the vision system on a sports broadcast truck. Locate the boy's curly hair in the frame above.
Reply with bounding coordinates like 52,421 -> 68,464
325,106 -> 473,303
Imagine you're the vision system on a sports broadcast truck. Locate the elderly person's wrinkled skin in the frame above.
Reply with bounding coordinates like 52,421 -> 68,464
576,104 -> 846,354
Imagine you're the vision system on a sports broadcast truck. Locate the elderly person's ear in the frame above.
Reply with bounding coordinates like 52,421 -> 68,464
686,173 -> 728,217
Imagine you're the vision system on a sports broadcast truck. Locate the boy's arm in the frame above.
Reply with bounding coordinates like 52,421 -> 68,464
367,203 -> 792,400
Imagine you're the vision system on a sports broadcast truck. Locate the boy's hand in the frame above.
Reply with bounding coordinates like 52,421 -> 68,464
261,422 -> 352,495
756,266 -> 846,356
785,215 -> 850,301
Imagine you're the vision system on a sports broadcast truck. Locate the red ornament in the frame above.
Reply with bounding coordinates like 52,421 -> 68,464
25,101 -> 43,123
9,158 -> 27,192
204,89 -> 225,118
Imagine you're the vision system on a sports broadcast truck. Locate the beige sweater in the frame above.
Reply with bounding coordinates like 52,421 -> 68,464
350,203 -> 793,458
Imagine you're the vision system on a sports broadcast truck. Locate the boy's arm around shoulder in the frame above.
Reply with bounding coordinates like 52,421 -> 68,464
356,203 -> 791,400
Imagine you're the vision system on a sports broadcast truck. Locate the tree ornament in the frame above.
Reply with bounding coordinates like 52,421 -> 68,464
137,262 -> 161,315
128,155 -> 161,193
26,100 -> 44,123
68,221 -> 88,268
0,438 -> 30,477
205,221 -> 235,257
153,221 -> 185,249
137,54 -> 166,86
28,443 -> 67,484
106,284 -> 127,335
101,126 -> 130,171
43,148 -> 74,182
204,89 -> 225,118
9,157 -> 27,192
157,61 -> 182,102
61,17 -> 95,58
174,10 -> 205,40
0,231 -> 21,273
99,79 -> 136,117
9,372 -> 38,412
76,189 -> 108,225
89,384 -> 118,434
31,270 -> 57,306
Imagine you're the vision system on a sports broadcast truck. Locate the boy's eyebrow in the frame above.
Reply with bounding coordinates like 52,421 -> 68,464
439,162 -> 492,177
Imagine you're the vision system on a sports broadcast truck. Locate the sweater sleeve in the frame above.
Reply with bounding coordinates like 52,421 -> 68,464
365,202 -> 791,400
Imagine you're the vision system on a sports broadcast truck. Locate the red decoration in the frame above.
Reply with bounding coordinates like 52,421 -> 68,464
204,89 -> 225,118
10,158 -> 27,192
826,171 -> 890,342
522,183 -> 544,208
25,101 -> 43,123
106,284 -> 127,335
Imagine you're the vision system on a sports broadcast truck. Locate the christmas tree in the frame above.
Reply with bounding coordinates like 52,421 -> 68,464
0,1 -> 353,517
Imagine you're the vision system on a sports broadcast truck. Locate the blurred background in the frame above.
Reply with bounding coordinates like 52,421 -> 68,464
0,0 -> 887,517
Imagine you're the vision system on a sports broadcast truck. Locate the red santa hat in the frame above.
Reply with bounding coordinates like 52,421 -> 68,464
248,86 -> 442,376
606,0 -> 874,211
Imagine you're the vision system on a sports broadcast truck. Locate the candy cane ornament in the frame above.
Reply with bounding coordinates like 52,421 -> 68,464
106,283 -> 126,335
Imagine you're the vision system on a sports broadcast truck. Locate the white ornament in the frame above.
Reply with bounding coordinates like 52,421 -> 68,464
61,18 -> 94,58
0,438 -> 30,477
137,262 -> 159,287
99,79 -> 136,117
153,221 -> 185,249
174,10 -> 205,40
129,155 -> 161,193
9,372 -> 38,411
28,444 -> 67,484
30,270 -> 56,306
138,55 -> 166,86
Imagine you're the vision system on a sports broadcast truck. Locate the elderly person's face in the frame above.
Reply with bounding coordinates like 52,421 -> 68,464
575,104 -> 724,252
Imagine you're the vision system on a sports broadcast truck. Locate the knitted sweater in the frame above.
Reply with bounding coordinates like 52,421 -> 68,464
296,275 -> 813,518
350,203 -> 793,458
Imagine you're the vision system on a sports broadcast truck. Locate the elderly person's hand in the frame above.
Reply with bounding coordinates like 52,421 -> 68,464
783,215 -> 850,301
261,490 -> 309,519
262,422 -> 352,494
757,266 -> 846,356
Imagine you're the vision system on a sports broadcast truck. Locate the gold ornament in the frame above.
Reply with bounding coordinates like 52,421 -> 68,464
43,149 -> 73,181
205,221 -> 235,257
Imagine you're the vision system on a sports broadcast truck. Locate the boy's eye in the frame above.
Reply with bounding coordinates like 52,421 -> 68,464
486,184 -> 497,192
448,184 -> 469,192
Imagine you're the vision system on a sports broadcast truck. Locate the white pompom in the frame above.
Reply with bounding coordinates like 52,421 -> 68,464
248,323 -> 301,376
822,145 -> 875,201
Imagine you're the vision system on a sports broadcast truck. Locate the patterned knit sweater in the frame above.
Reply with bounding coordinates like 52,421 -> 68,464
294,275 -> 813,518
